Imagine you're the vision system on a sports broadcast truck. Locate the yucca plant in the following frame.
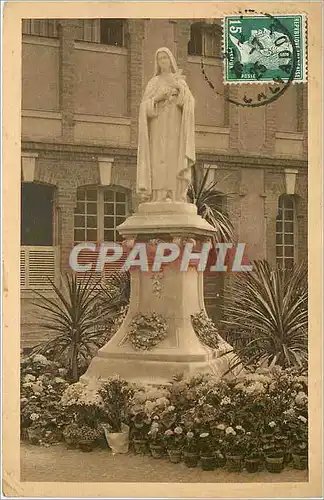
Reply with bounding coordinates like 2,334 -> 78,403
93,271 -> 130,341
187,165 -> 234,243
32,273 -> 105,382
221,260 -> 308,372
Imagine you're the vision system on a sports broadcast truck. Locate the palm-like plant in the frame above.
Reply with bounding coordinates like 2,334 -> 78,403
187,165 -> 234,243
222,260 -> 308,372
32,273 -> 105,382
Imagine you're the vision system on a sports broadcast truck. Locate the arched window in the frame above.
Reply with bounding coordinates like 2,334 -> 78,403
276,194 -> 296,269
74,186 -> 129,244
188,22 -> 221,58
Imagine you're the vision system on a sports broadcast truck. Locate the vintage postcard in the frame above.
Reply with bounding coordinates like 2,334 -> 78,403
2,1 -> 323,498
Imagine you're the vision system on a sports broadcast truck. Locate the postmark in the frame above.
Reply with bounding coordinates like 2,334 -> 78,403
223,14 -> 306,84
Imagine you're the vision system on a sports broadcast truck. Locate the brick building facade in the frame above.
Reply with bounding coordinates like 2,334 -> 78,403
20,19 -> 308,348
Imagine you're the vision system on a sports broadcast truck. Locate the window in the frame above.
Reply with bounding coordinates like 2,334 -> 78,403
276,195 -> 296,269
74,186 -> 128,244
75,19 -> 125,46
21,183 -> 55,246
100,19 -> 124,46
22,19 -> 59,38
188,22 -> 221,58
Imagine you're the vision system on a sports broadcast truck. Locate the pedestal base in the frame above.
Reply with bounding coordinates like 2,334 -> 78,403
83,345 -> 239,386
82,201 -> 238,386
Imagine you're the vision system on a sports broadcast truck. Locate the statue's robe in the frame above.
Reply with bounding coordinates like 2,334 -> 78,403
137,74 -> 195,201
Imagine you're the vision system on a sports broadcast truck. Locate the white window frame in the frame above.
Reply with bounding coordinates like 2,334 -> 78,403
276,195 -> 297,269
74,186 -> 129,244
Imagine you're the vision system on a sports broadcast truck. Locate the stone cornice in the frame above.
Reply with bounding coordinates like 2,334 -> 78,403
22,141 -> 307,170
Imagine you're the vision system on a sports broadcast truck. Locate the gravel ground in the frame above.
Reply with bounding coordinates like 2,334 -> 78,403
21,443 -> 308,483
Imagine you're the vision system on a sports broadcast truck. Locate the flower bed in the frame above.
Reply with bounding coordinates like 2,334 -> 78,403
21,357 -> 308,472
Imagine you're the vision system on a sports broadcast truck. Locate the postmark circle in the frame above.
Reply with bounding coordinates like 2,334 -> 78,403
200,10 -> 303,108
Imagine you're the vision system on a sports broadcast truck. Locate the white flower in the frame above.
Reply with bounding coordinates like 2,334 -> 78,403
268,421 -> 276,428
295,391 -> 308,405
220,396 -> 231,406
164,429 -> 173,436
32,354 -> 49,365
30,413 -> 40,421
235,425 -> 244,432
298,415 -> 307,423
216,423 -> 226,430
167,405 -> 175,412
225,426 -> 236,435
24,374 -> 36,383
174,426 -> 183,435
200,432 -> 209,438
186,431 -> 194,439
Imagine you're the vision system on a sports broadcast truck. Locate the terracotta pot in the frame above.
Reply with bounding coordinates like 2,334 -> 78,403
245,458 -> 261,473
292,453 -> 308,470
265,456 -> 285,473
149,444 -> 165,459
27,427 -> 42,445
133,439 -> 148,455
183,451 -> 199,468
167,449 -> 182,463
226,455 -> 244,472
64,435 -> 78,449
200,455 -> 215,471
79,440 -> 95,452
214,453 -> 226,468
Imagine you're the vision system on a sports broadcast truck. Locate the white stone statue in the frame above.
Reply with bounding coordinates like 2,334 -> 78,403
136,47 -> 196,203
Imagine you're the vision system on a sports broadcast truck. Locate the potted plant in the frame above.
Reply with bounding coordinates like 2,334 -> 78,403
291,442 -> 308,470
63,422 -> 81,449
99,376 -> 132,454
130,410 -> 151,455
163,426 -> 184,463
183,431 -> 199,468
78,425 -> 99,452
223,426 -> 246,472
198,432 -> 215,471
262,427 -> 285,473
27,423 -> 44,445
148,421 -> 165,458
286,414 -> 308,470
244,433 -> 263,473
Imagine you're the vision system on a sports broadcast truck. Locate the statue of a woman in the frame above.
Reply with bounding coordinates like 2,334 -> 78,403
136,47 -> 195,203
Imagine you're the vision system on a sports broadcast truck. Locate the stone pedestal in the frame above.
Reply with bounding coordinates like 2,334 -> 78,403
83,202 -> 236,385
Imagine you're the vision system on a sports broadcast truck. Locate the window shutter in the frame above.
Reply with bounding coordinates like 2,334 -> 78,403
21,247 -> 57,290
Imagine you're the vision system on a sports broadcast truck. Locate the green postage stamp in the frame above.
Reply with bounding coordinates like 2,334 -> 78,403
223,14 -> 307,83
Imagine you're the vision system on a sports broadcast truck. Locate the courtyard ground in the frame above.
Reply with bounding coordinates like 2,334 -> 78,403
21,443 -> 308,483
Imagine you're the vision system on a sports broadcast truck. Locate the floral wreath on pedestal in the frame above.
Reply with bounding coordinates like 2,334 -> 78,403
191,310 -> 220,349
128,312 -> 168,351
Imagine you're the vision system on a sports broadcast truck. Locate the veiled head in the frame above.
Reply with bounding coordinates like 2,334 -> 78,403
154,47 -> 178,75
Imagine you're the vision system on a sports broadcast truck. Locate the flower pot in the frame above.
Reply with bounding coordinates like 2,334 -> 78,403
292,453 -> 308,470
96,435 -> 108,449
226,455 -> 244,472
27,427 -> 42,445
200,455 -> 215,471
167,449 -> 182,463
214,453 -> 226,468
64,435 -> 78,449
103,423 -> 130,454
183,451 -> 199,468
133,439 -> 148,455
265,456 -> 285,473
245,458 -> 261,473
79,440 -> 95,452
149,444 -> 165,459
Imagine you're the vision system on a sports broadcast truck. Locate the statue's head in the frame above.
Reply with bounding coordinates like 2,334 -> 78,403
154,47 -> 178,75
157,51 -> 172,73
